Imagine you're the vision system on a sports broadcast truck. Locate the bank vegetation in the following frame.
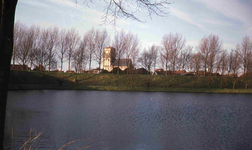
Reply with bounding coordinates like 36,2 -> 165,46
8,70 -> 252,93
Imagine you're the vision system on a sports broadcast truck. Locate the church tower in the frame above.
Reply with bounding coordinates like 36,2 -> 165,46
102,47 -> 116,71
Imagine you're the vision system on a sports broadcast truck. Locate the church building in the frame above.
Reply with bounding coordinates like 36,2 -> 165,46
102,47 -> 132,72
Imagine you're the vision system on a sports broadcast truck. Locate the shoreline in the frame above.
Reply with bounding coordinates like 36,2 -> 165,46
8,84 -> 252,94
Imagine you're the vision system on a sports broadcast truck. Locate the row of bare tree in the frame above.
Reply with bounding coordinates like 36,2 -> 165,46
13,22 -> 252,76
138,33 -> 252,77
13,22 -> 111,72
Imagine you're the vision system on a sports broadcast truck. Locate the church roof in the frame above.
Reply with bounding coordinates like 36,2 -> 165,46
113,59 -> 132,66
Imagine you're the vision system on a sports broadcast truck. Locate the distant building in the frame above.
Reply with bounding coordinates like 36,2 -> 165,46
155,68 -> 164,75
135,68 -> 149,74
102,47 -> 133,72
33,65 -> 45,71
154,69 -> 186,75
113,59 -> 132,71
102,47 -> 116,72
66,70 -> 75,73
10,64 -> 29,71
92,68 -> 103,74
240,73 -> 252,77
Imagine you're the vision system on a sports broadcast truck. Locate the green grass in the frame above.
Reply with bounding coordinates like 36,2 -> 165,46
8,70 -> 252,93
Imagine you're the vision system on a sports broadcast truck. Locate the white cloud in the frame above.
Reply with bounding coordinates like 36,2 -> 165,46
138,25 -> 148,29
193,0 -> 252,29
51,0 -> 81,8
35,22 -> 59,29
170,8 -> 205,29
186,40 -> 198,47
203,19 -> 229,26
223,43 -> 236,51
19,0 -> 51,8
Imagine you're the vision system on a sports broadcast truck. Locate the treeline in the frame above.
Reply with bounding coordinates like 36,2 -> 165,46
12,21 -> 252,77
13,21 -> 109,72
139,34 -> 252,77
12,21 -> 142,73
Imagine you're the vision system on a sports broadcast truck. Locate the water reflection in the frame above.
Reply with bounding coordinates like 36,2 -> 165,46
5,91 -> 252,149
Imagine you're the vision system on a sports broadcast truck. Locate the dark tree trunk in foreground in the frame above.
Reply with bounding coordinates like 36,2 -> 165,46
0,0 -> 18,148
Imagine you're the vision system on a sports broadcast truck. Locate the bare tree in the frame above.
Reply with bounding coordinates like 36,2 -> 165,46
179,45 -> 192,71
228,48 -> 241,77
34,28 -> 57,70
101,0 -> 171,25
35,28 -> 48,69
190,52 -> 201,76
72,37 -> 88,73
125,32 -> 140,73
149,45 -> 159,71
207,34 -> 222,75
66,28 -> 80,71
72,50 -> 82,73
28,25 -> 40,70
215,50 -> 228,88
161,33 -> 172,75
198,34 -> 222,76
94,29 -> 110,71
217,50 -> 228,75
227,50 -> 233,76
190,52 -> 201,88
229,48 -> 241,89
131,45 -> 140,69
138,45 -> 158,72
237,36 -> 252,75
159,51 -> 166,71
57,29 -> 67,72
46,27 -> 59,71
16,25 -> 34,69
113,29 -> 127,74
86,28 -> 96,71
138,49 -> 152,72
170,33 -> 185,73
12,21 -> 24,66
161,33 -> 185,74
79,35 -> 89,72
198,36 -> 210,76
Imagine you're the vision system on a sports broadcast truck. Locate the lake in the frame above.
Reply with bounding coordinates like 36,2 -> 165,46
4,90 -> 252,149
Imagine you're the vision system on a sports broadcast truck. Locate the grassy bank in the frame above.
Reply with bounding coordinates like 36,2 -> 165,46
8,70 -> 252,93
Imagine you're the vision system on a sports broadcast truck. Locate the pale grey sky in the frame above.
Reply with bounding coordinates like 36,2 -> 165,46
15,0 -> 252,69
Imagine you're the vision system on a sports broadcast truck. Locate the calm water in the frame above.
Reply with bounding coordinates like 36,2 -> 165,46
4,90 -> 252,150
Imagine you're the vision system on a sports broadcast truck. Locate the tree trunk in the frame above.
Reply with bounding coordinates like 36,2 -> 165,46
117,58 -> 120,74
245,78 -> 249,90
68,57 -> 70,71
12,51 -> 15,66
233,80 -> 236,89
127,60 -> 129,75
89,54 -> 92,71
0,0 -> 18,149
61,58 -> 63,72
220,76 -> 223,89
98,63 -> 101,73
165,63 -> 167,76
204,63 -> 206,76
48,59 -> 51,72
193,76 -> 196,88
30,59 -> 33,70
